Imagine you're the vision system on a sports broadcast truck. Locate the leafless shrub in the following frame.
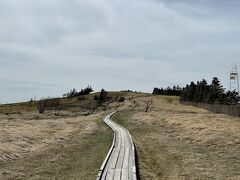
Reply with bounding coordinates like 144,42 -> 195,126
51,99 -> 60,116
145,99 -> 153,112
37,98 -> 50,114
85,101 -> 97,116
38,98 -> 60,115
28,98 -> 34,107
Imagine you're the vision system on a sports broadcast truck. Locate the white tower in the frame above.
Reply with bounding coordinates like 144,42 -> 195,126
230,64 -> 239,94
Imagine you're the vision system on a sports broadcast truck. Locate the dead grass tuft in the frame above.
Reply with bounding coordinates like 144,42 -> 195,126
113,95 -> 240,179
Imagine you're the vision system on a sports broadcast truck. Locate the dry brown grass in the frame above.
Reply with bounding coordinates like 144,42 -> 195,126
0,114 -> 98,161
0,91 -> 145,179
0,110 -> 115,179
4,91 -> 239,179
113,95 -> 240,179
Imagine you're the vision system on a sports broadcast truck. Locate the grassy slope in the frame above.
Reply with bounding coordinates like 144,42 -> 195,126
0,95 -> 97,114
0,91 -> 137,179
3,91 -> 240,179
0,91 -> 129,114
113,95 -> 240,179
0,116 -> 112,180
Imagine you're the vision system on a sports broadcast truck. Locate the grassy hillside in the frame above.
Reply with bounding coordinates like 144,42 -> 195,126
2,92 -> 240,179
0,91 -> 128,114
113,95 -> 240,179
0,114 -> 112,179
0,91 -> 146,179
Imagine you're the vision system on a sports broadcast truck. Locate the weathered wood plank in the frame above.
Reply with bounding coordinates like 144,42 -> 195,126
122,148 -> 129,169
106,169 -> 114,180
116,148 -> 125,169
121,168 -> 129,180
113,169 -> 121,180
97,112 -> 137,180
109,146 -> 121,169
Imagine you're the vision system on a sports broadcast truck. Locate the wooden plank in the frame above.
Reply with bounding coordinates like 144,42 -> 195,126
124,131 -> 131,147
128,166 -> 134,180
120,131 -> 125,148
109,146 -> 121,169
115,136 -> 121,148
132,166 -> 137,180
116,148 -> 125,169
122,148 -> 129,169
113,169 -> 121,180
121,168 -> 129,180
97,112 -> 137,180
106,169 -> 114,180
131,145 -> 136,166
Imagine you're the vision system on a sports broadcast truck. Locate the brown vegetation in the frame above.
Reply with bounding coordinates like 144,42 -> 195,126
3,92 -> 239,179
0,110 -> 114,179
0,92 -> 146,179
113,95 -> 240,179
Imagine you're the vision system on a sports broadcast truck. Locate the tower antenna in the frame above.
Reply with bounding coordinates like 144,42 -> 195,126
230,63 -> 239,94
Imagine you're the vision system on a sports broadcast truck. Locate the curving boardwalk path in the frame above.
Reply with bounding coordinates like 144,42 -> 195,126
97,112 -> 137,180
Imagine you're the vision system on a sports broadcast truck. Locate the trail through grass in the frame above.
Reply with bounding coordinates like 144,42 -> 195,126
113,95 -> 240,179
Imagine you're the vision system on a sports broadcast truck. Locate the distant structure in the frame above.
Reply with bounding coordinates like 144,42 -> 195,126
230,64 -> 239,94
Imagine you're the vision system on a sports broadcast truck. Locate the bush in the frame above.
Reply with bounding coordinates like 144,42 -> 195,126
94,95 -> 98,100
38,99 -> 50,114
78,96 -> 86,101
37,98 -> 60,114
119,97 -> 125,102
97,89 -> 108,104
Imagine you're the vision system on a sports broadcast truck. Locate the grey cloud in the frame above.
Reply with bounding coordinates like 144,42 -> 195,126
0,0 -> 239,102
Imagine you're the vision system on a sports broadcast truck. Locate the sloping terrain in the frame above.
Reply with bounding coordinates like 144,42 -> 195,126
0,112 -> 113,179
2,92 -> 240,179
0,92 -> 144,179
113,95 -> 240,179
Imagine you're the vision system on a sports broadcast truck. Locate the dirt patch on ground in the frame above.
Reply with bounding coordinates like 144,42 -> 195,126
113,95 -> 240,179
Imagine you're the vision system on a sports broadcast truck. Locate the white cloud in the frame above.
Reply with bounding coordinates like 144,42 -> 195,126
0,0 -> 239,102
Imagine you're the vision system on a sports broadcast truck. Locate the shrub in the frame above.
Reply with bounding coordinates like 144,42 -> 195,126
119,97 -> 125,102
78,96 -> 86,101
63,86 -> 94,98
94,95 -> 98,100
37,99 -> 50,114
97,89 -> 108,104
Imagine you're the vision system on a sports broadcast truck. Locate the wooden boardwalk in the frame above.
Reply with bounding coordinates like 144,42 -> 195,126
97,112 -> 137,180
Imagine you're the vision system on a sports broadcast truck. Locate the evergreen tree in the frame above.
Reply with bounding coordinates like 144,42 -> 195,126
152,85 -> 182,96
225,90 -> 240,104
206,77 -> 224,104
180,77 -> 239,105
63,86 -> 94,97
98,89 -> 108,104
187,82 -> 196,101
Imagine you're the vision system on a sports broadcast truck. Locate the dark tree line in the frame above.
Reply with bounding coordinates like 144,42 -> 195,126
63,86 -> 93,98
153,85 -> 182,96
180,77 -> 240,104
94,89 -> 111,105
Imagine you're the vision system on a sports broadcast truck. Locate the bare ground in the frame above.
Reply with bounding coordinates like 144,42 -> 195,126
113,95 -> 240,180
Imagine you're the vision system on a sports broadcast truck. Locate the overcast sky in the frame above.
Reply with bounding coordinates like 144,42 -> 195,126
0,0 -> 240,103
